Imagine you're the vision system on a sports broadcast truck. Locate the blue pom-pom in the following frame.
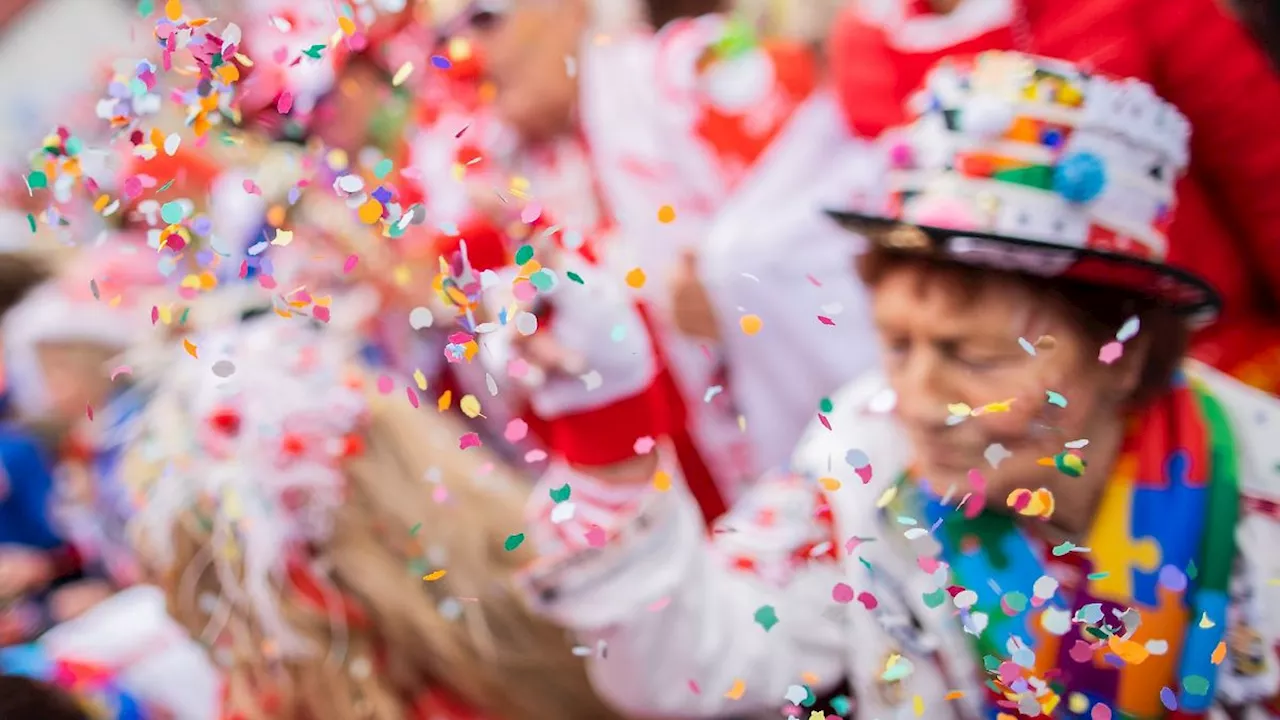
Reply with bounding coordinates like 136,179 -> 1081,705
1053,152 -> 1107,203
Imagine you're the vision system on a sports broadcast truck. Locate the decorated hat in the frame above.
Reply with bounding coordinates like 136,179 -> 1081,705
828,51 -> 1218,320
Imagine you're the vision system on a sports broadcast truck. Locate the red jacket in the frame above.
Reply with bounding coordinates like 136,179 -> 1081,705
830,0 -> 1280,394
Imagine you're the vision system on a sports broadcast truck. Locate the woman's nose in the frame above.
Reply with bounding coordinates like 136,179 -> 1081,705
893,348 -> 952,428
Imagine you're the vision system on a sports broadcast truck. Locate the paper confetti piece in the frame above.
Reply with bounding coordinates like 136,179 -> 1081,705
423,570 -> 447,582
393,61 -> 415,86
625,267 -> 646,288
504,533 -> 525,551
1046,390 -> 1068,407
549,484 -> 571,503
183,339 -> 198,358
458,433 -> 481,450
724,680 -> 745,700
343,254 -> 359,274
739,314 -> 763,335
357,199 -> 383,224
1099,341 -> 1124,364
165,0 -> 181,20
460,394 -> 482,418
1116,316 -> 1141,342
376,375 -> 394,394
657,205 -> 676,223
753,605 -> 778,631
430,55 -> 452,69
832,583 -> 855,603
438,390 -> 453,411
653,471 -> 672,491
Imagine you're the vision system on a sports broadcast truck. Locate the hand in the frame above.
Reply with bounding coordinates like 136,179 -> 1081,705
0,546 -> 55,599
669,249 -> 721,341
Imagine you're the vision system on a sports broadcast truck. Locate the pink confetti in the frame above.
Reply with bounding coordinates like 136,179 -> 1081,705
633,436 -> 656,454
312,305 -> 330,323
508,357 -> 531,380
520,203 -> 543,225
845,536 -> 866,554
432,484 -> 449,503
855,465 -> 873,484
856,591 -> 878,610
917,555 -> 941,574
376,375 -> 394,394
242,179 -> 261,195
832,582 -> 855,604
406,387 -> 420,408
1069,639 -> 1094,664
1098,341 -> 1124,364
343,254 -> 359,274
504,419 -> 529,442
584,525 -> 606,548
965,469 -> 987,518
150,306 -> 159,325
1091,704 -> 1112,720
646,596 -> 671,612
688,680 -> 701,695
806,274 -> 822,287
459,432 -> 481,450
110,365 -> 132,381
276,91 -> 293,114
817,413 -> 832,431
523,448 -> 549,463
817,316 -> 835,326
86,405 -> 94,421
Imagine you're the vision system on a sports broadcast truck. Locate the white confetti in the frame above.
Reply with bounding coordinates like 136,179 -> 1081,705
486,373 -> 498,397
1040,607 -> 1072,636
514,311 -> 539,336
983,443 -> 1011,468
408,306 -> 435,330
549,501 -> 576,524
1116,315 -> 1141,342
1018,337 -> 1036,356
580,370 -> 603,392
783,685 -> 808,705
1064,439 -> 1090,449
164,133 -> 181,156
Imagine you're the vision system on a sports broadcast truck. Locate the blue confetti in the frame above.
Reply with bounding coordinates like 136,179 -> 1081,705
430,55 -> 452,69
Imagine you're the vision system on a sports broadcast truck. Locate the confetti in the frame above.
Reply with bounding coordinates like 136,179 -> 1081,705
724,680 -> 745,700
460,394 -> 482,418
633,436 -> 656,454
357,199 -> 384,224
753,605 -> 778,631
549,484 -> 571,503
393,61 -> 415,87
430,55 -> 452,69
1046,390 -> 1068,407
1099,341 -> 1124,364
625,267 -> 646,288
423,570 -> 447,582
183,339 -> 198,358
1018,337 -> 1036,355
657,205 -> 676,223
739,314 -> 763,335
503,533 -> 525,551
1116,316 -> 1141,342
458,433 -> 481,450
832,583 -> 855,604
652,470 -> 672,491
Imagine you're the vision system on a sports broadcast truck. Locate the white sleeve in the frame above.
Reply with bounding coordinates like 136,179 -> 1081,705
518,461 -> 847,719
699,93 -> 885,472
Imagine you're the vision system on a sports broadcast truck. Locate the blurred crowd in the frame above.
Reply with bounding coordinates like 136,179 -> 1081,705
1,0 -> 1280,719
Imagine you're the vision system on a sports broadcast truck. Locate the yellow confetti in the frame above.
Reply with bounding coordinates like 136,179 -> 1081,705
157,305 -> 173,325
183,339 -> 198,358
625,267 -> 647,289
357,199 -> 384,224
976,398 -> 1016,414
337,15 -> 356,36
739,314 -> 763,336
653,470 -> 672,492
460,394 -> 483,418
818,477 -> 842,492
413,369 -> 428,391
657,205 -> 676,223
1198,612 -> 1215,629
271,229 -> 294,246
93,194 -> 110,212
947,403 -> 972,416
1211,640 -> 1227,665
1107,635 -> 1150,664
876,484 -> 899,509
393,264 -> 411,287
437,390 -> 453,412
913,695 -> 924,716
423,570 -> 447,582
165,0 -> 182,21
267,205 -> 287,227
216,64 -> 240,84
392,61 -> 415,87
724,680 -> 745,700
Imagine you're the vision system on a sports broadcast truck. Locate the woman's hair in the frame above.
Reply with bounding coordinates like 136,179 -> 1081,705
0,253 -> 50,319
857,246 -> 1191,406
0,676 -> 92,720
129,383 -> 621,720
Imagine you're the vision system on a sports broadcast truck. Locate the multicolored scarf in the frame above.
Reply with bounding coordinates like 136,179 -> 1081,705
894,372 -> 1240,719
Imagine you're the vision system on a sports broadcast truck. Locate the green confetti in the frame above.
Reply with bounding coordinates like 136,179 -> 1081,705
819,397 -> 834,414
373,158 -> 394,179
1052,541 -> 1076,556
302,44 -> 326,59
922,588 -> 946,608
27,171 -> 47,189
504,533 -> 525,551
1002,591 -> 1028,613
160,201 -> 185,224
549,484 -> 571,503
830,696 -> 852,715
1086,571 -> 1109,581
1045,390 -> 1068,408
157,179 -> 175,193
1182,675 -> 1209,696
410,523 -> 422,536
179,307 -> 191,326
753,605 -> 778,631
514,244 -> 534,265
566,271 -> 585,284
1186,559 -> 1198,580
138,0 -> 154,16
26,214 -> 36,233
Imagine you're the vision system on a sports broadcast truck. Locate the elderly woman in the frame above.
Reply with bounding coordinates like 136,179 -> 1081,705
510,53 -> 1280,720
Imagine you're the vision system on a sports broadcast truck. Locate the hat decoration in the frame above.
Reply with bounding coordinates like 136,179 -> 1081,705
829,51 -> 1217,318
130,317 -> 368,655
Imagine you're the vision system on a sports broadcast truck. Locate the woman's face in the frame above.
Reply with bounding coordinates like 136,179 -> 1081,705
35,342 -> 117,422
871,264 -> 1138,501
471,0 -> 587,141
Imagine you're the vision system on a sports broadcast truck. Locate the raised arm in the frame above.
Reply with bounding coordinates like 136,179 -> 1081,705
519,465 -> 847,719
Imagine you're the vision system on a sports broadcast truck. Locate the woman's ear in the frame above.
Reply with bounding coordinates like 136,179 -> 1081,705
1110,330 -> 1150,401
